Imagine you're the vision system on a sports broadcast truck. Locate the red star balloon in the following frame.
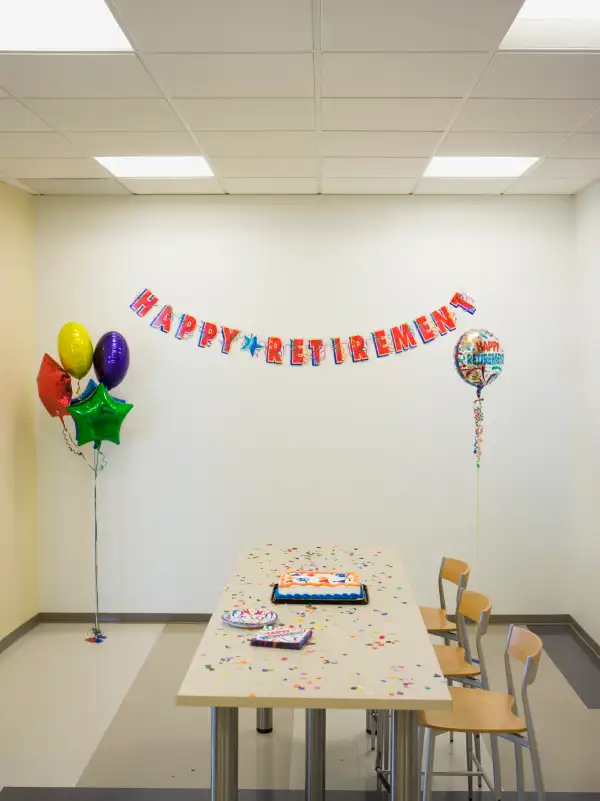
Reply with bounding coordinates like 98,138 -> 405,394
37,353 -> 72,420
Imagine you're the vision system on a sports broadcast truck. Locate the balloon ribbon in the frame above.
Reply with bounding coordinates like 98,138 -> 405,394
86,446 -> 106,645
473,393 -> 484,557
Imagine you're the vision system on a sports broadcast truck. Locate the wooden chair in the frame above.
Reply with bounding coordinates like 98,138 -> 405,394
419,557 -> 470,640
433,589 -> 491,685
420,625 -> 545,801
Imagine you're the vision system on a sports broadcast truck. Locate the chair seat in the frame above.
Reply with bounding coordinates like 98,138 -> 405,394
419,686 -> 526,734
420,606 -> 457,633
434,645 -> 481,678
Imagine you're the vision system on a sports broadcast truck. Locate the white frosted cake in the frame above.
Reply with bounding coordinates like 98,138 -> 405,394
274,570 -> 364,602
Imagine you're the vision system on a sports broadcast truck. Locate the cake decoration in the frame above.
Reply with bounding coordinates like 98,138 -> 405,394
274,570 -> 365,601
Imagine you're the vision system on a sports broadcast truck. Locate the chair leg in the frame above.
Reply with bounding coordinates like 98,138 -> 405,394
515,743 -> 525,801
466,733 -> 474,800
475,733 -> 483,788
423,729 -> 436,801
530,731 -> 546,801
490,734 -> 503,801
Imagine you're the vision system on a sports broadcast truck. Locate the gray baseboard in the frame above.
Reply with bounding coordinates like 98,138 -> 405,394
489,614 -> 573,625
2,612 -> 600,663
0,614 -> 40,656
37,613 -> 211,624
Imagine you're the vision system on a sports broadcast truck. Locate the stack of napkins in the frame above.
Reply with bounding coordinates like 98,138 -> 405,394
250,626 -> 313,650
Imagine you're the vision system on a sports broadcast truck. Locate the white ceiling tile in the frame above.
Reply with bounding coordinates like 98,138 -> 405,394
474,53 -> 600,99
144,54 -> 314,98
64,131 -> 198,156
505,177 -> 592,195
415,178 -> 511,194
322,0 -> 523,51
526,159 -> 600,179
321,99 -> 460,132
113,0 -> 313,53
551,135 -> 600,159
0,158 -> 108,179
21,99 -> 183,132
322,177 -> 416,194
220,178 -> 318,193
322,53 -> 490,98
322,158 -> 427,178
0,99 -> 49,131
22,179 -> 130,195
210,158 -> 317,178
195,131 -> 316,157
120,178 -> 224,194
320,131 -> 441,157
0,54 -> 160,99
0,133 -> 77,157
453,99 -> 600,133
173,99 -> 315,131
438,132 -> 565,157
578,113 -> 600,134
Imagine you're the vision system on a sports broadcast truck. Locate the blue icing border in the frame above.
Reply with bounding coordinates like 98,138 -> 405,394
274,586 -> 365,601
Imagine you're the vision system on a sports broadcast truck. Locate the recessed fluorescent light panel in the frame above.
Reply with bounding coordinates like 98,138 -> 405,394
0,0 -> 132,51
501,0 -> 600,49
424,157 -> 538,179
95,156 -> 214,179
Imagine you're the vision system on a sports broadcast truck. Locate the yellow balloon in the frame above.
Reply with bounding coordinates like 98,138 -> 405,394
58,322 -> 93,380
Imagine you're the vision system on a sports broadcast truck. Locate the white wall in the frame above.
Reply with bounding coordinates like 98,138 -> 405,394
0,182 -> 37,639
573,183 -> 600,643
36,195 -> 572,615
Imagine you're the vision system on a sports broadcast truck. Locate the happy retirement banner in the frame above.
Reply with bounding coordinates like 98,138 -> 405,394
130,289 -> 476,366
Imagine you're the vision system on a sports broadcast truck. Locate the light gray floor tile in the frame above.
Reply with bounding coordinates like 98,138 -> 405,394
0,623 -> 164,787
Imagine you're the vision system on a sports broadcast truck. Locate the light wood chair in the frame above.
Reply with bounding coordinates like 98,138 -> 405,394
433,589 -> 491,684
419,557 -> 470,639
420,625 -> 545,801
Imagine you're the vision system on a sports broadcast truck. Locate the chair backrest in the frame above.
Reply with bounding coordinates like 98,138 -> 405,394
438,557 -> 470,611
504,625 -> 543,732
456,589 -> 492,684
440,557 -> 471,586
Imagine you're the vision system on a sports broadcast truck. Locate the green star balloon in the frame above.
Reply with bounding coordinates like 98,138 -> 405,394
68,382 -> 133,447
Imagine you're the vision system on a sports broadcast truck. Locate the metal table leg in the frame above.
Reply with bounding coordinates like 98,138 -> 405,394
390,710 -> 419,801
305,708 -> 326,801
257,708 -> 273,734
211,707 -> 238,801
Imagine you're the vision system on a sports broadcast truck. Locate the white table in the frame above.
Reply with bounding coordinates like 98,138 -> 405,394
178,544 -> 451,801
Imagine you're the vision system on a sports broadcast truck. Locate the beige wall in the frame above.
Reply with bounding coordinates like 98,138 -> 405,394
0,182 -> 37,639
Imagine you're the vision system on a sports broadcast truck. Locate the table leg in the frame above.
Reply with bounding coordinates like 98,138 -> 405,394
211,707 -> 238,801
305,708 -> 326,801
390,710 -> 419,801
256,707 -> 273,734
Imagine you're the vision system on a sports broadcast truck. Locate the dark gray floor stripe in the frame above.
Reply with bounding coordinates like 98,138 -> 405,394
529,624 -> 600,709
4,792 -> 600,801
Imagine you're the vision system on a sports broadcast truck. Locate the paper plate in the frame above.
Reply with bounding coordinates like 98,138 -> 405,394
221,608 -> 278,628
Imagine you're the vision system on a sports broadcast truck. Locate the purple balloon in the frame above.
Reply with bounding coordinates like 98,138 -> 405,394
93,331 -> 130,390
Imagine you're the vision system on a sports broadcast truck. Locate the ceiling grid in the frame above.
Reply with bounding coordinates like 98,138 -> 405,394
0,0 -> 599,195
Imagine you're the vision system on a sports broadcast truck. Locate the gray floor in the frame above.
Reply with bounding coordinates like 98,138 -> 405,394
529,625 -> 600,709
1,621 -> 600,796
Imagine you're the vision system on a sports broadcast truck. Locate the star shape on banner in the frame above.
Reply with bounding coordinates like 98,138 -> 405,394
241,334 -> 263,357
68,382 -> 133,447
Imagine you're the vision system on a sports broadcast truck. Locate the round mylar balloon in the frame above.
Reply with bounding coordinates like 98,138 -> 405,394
453,329 -> 504,394
93,331 -> 130,391
58,322 -> 93,379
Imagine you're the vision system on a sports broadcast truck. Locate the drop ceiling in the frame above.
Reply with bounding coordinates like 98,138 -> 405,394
1,0 -> 600,195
